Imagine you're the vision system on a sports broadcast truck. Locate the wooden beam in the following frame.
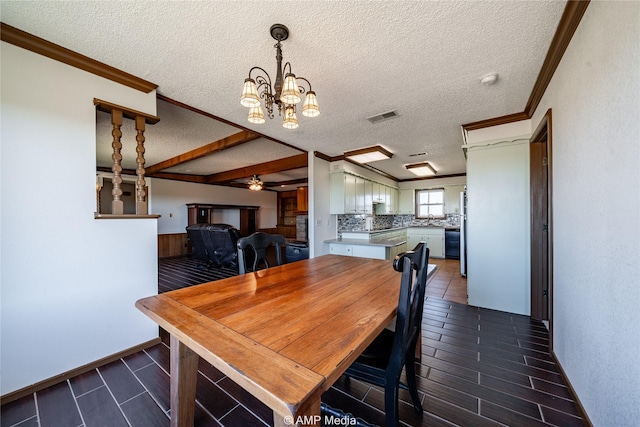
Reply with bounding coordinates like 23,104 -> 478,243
143,172 -> 208,184
146,130 -> 261,175
313,151 -> 332,162
1,23 -> 157,93
98,167 -> 207,184
264,178 -> 308,188
157,94 -> 306,154
206,154 -> 308,184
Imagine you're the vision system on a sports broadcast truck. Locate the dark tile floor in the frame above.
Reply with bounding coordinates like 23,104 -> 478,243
2,257 -> 586,427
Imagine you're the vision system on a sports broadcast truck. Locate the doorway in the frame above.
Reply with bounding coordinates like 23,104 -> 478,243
530,110 -> 553,335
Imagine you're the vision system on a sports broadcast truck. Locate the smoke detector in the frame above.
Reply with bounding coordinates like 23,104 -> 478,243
480,73 -> 499,85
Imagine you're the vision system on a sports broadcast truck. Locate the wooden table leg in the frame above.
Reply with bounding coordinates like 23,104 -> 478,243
273,396 -> 321,427
170,335 -> 199,427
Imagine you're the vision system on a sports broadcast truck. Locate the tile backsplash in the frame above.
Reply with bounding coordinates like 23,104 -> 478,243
337,213 -> 460,234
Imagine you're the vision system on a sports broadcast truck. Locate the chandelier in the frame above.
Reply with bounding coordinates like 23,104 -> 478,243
240,24 -> 320,129
248,175 -> 263,191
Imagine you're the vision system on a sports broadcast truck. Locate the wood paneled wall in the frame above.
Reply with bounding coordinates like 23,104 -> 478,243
158,233 -> 188,258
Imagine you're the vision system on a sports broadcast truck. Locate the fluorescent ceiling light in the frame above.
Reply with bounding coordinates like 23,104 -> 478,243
344,145 -> 393,163
405,162 -> 436,176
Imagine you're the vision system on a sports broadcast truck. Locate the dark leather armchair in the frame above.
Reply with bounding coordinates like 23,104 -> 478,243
185,223 -> 209,262
186,223 -> 241,268
202,224 -> 241,267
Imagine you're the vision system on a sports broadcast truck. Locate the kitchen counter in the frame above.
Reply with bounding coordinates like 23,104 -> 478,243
325,236 -> 407,248
326,233 -> 408,260
408,225 -> 460,230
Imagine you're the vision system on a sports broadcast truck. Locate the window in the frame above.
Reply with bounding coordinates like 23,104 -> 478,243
415,188 -> 445,219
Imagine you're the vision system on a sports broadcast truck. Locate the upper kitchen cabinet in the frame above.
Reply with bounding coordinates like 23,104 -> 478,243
364,179 -> 373,214
375,184 -> 399,215
372,182 -> 383,204
331,172 -> 395,214
444,185 -> 466,213
398,188 -> 415,215
330,172 -> 356,214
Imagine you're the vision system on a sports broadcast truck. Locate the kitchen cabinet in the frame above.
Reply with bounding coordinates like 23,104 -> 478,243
372,182 -> 383,204
329,242 -> 406,260
296,186 -> 308,213
329,243 -> 353,256
390,186 -> 398,214
330,172 -> 356,214
364,180 -> 373,214
331,173 -> 392,214
375,185 -> 399,215
398,188 -> 415,214
406,227 -> 444,258
355,177 -> 367,213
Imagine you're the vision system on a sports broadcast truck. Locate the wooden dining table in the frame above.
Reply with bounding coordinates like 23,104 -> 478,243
136,254 -> 404,427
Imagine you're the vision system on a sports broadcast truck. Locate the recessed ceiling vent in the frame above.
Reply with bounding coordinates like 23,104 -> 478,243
408,152 -> 427,157
367,110 -> 399,124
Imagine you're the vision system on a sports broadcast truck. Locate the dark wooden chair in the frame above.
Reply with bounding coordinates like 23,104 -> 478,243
342,243 -> 429,427
237,232 -> 287,274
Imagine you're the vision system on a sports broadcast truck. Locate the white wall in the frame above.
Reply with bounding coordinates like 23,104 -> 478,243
148,178 -> 278,234
530,2 -> 640,425
0,43 -> 159,395
465,140 -> 531,315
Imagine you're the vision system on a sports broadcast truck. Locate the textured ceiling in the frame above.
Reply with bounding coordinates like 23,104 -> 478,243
1,0 -> 566,183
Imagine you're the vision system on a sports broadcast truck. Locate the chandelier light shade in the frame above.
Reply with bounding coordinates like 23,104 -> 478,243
283,105 -> 299,129
248,175 -> 263,191
405,162 -> 437,176
302,91 -> 320,117
240,79 -> 260,107
247,105 -> 266,124
280,74 -> 302,105
240,24 -> 319,129
344,145 -> 393,163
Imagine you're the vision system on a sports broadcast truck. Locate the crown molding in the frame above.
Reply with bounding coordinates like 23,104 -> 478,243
462,0 -> 590,132
462,112 -> 531,132
525,1 -> 590,116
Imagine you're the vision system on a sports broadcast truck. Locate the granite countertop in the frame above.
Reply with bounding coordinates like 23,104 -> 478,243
324,236 -> 407,247
341,225 -> 460,234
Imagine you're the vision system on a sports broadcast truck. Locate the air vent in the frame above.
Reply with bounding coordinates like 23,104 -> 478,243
367,110 -> 399,124
408,152 -> 427,157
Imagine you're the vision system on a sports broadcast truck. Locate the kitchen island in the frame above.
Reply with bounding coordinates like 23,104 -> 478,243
325,229 -> 407,260
326,225 -> 459,259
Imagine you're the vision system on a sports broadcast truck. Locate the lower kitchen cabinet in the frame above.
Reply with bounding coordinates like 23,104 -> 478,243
406,227 -> 445,258
329,243 -> 353,256
329,242 -> 406,260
